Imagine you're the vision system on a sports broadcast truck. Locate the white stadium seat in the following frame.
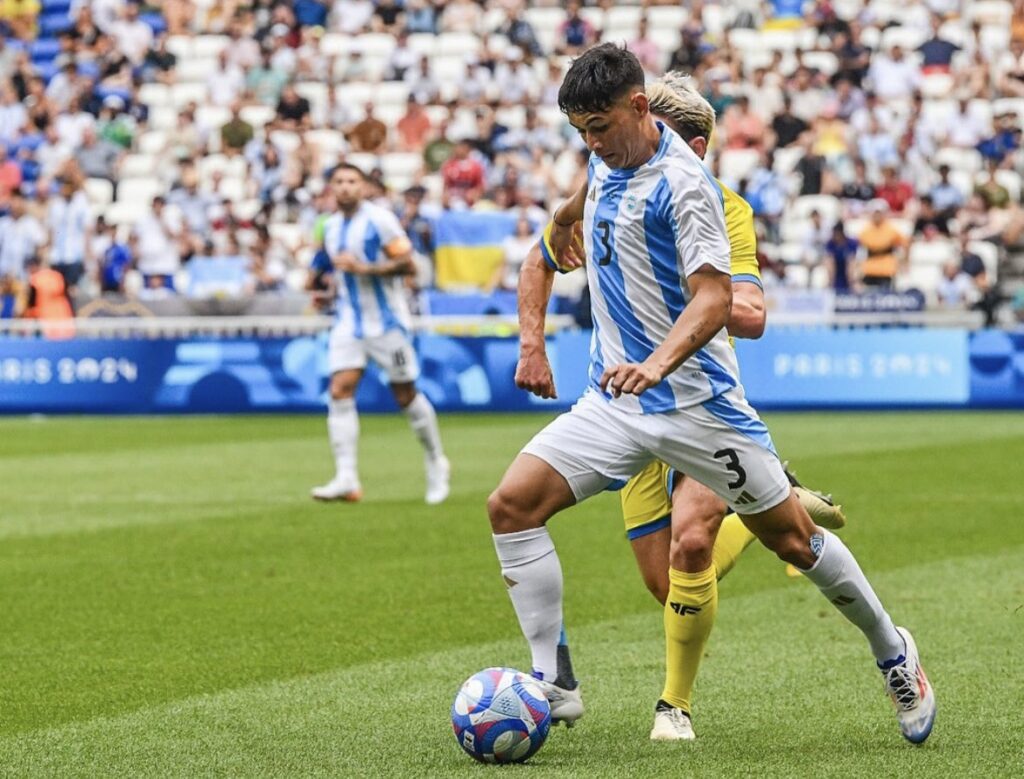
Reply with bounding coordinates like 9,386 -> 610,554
117,178 -> 163,205
239,104 -> 275,128
84,178 -> 114,208
909,240 -> 956,267
193,35 -> 230,59
104,200 -> 149,226
120,154 -> 157,178
171,82 -> 209,108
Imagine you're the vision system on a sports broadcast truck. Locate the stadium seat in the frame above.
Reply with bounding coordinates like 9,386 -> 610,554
174,57 -> 216,84
239,104 -> 275,129
904,263 -> 943,296
336,82 -> 374,108
967,240 -> 1000,278
295,82 -> 328,126
934,147 -> 983,173
148,106 -> 178,131
117,178 -> 163,205
718,148 -> 761,184
375,82 -> 411,107
968,0 -> 1014,26
320,33 -> 350,57
165,35 -> 194,60
437,33 -> 482,57
305,129 -> 346,160
407,33 -> 437,57
138,83 -> 172,109
269,223 -> 304,251
120,153 -> 158,178
195,105 -> 230,134
137,131 -> 168,156
171,82 -> 209,108
431,55 -> 465,82
921,73 -> 954,99
880,25 -> 927,51
993,169 -> 1023,202
193,35 -> 230,59
909,240 -> 956,267
104,200 -> 149,226
792,195 -> 842,224
802,51 -> 839,77
269,130 -> 302,154
83,178 -> 114,208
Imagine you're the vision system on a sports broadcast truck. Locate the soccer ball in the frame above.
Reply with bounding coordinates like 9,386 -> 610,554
451,667 -> 551,764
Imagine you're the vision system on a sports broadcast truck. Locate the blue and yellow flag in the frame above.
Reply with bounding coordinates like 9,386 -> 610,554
434,211 -> 518,289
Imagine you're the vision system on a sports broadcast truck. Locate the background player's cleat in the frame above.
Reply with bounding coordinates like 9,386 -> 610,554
650,700 -> 696,741
883,627 -> 936,744
310,478 -> 363,502
784,462 -> 846,529
794,486 -> 846,529
531,677 -> 584,727
425,455 -> 451,505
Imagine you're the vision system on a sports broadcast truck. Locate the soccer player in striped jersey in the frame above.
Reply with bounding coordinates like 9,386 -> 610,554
491,45 -> 934,745
309,163 -> 450,505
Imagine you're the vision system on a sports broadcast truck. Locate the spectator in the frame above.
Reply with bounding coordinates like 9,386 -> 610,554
397,184 -> 435,260
96,218 -> 132,293
487,215 -> 537,292
669,21 -> 710,72
36,124 -> 73,179
167,166 -> 217,239
977,110 -> 1021,163
253,145 -> 284,202
109,2 -> 153,66
396,97 -> 432,152
0,82 -> 27,143
770,97 -> 808,148
824,222 -> 859,293
800,208 -> 834,271
439,0 -> 481,34
220,100 -> 254,155
46,174 -> 92,294
442,139 -> 485,206
275,83 -> 312,131
743,151 -> 788,243
857,202 -> 908,290
858,116 -> 900,174
423,120 -> 454,172
975,165 -> 1011,210
404,56 -> 440,104
913,195 -> 951,237
868,45 -> 921,100
294,0 -> 328,28
558,0 -> 596,55
500,7 -> 543,58
132,196 -> 183,287
246,47 -> 288,106
76,125 -> 123,192
347,101 -> 388,153
372,0 -> 402,34
45,61 -> 79,112
386,31 -> 418,81
936,261 -> 976,308
403,0 -> 436,35
938,96 -> 990,149
875,165 -> 915,214
20,255 -> 74,333
142,32 -> 178,84
333,0 -> 374,34
929,164 -> 965,217
0,0 -> 40,40
0,189 -> 45,283
629,17 -> 662,75
207,49 -> 246,106
0,144 -> 22,206
918,16 -> 960,73
722,95 -> 766,150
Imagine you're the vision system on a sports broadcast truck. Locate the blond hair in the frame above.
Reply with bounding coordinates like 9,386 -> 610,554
646,71 -> 716,142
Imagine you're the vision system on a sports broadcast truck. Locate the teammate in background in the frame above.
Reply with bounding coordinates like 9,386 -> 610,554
309,163 -> 450,505
494,45 -> 934,746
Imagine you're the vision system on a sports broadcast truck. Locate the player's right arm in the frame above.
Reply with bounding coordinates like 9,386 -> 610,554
515,241 -> 558,399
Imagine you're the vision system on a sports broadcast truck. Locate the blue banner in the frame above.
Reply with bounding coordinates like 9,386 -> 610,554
0,327 -> 1015,414
734,328 -> 970,407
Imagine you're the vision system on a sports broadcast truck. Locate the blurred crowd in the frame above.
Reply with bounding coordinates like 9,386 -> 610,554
1,0 -> 1024,324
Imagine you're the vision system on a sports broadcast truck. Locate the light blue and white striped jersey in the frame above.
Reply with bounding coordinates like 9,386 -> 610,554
46,191 -> 91,266
321,201 -> 413,339
583,122 -> 739,414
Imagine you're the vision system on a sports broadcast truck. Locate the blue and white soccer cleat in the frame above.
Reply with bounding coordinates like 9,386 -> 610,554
883,627 -> 936,744
530,676 -> 584,727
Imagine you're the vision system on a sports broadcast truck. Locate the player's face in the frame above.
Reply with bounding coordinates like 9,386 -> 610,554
569,91 -> 650,169
330,170 -> 363,207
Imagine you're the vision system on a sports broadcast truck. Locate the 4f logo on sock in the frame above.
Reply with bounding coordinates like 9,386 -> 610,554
669,602 -> 702,617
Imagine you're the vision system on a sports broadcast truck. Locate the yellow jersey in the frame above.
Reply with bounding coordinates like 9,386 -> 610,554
621,179 -> 761,538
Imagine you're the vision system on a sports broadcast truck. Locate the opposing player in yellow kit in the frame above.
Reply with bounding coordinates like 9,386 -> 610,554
542,73 -> 847,741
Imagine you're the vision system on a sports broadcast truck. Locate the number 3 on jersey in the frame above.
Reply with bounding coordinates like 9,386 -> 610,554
596,220 -> 612,265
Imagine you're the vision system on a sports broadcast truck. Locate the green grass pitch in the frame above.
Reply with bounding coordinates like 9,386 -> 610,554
1,411 -> 1023,777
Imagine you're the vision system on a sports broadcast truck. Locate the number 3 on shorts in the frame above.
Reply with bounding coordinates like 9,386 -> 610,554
713,447 -> 747,489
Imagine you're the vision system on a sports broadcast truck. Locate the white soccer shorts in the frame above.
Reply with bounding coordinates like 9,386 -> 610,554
327,325 -> 420,384
522,389 -> 790,514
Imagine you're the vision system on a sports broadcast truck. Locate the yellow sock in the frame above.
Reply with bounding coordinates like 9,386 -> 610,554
712,513 -> 757,581
661,565 -> 718,713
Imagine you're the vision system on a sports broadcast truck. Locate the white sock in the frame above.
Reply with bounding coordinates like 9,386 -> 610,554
493,527 -> 563,682
403,392 -> 444,460
800,529 -> 906,665
328,397 -> 359,483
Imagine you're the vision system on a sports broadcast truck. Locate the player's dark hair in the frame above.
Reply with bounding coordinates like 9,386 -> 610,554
558,43 -> 645,116
328,162 -> 367,181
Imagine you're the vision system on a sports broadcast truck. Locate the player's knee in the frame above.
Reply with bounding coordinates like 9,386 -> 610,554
391,384 -> 417,408
487,487 -> 538,534
668,527 -> 715,570
768,529 -> 817,569
330,378 -> 356,400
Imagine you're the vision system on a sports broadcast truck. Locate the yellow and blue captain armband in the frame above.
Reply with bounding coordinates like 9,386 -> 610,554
540,221 -> 576,274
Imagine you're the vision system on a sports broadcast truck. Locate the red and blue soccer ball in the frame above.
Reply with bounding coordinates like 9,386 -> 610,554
451,667 -> 551,764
